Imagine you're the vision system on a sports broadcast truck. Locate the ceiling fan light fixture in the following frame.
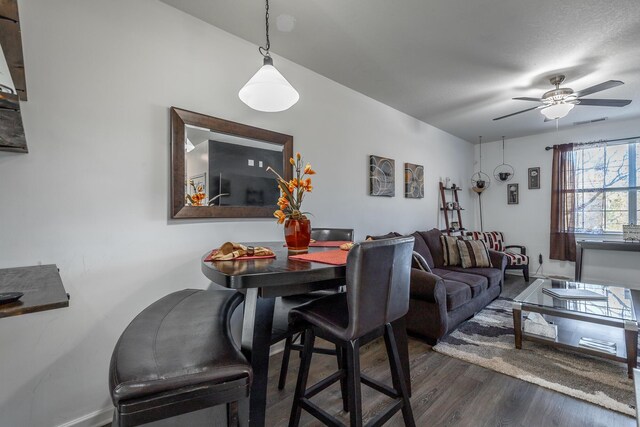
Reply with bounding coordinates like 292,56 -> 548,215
541,102 -> 574,120
239,0 -> 299,112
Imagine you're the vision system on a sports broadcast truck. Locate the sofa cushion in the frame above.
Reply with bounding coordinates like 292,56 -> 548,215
442,280 -> 472,311
457,240 -> 492,268
432,268 -> 488,297
419,228 -> 444,267
411,231 -> 434,268
444,266 -> 502,289
505,251 -> 529,266
440,235 -> 462,266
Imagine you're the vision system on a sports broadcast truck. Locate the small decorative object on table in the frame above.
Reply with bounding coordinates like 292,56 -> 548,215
623,224 -> 640,242
267,152 -> 316,252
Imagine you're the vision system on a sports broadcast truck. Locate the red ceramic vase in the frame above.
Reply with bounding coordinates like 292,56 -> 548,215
284,218 -> 311,252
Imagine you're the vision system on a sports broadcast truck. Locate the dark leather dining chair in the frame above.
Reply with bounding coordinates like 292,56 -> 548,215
288,236 -> 416,427
275,227 -> 354,390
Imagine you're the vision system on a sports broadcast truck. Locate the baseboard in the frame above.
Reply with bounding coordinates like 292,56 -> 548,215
56,407 -> 113,427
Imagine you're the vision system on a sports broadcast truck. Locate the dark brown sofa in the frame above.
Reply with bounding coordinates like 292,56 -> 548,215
406,229 -> 507,344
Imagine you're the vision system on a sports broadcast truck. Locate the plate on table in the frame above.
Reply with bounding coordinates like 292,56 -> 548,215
0,292 -> 24,305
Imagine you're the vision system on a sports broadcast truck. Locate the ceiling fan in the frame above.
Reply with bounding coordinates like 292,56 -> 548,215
493,75 -> 632,121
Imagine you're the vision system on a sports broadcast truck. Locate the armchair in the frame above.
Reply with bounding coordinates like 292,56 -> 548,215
467,231 -> 529,281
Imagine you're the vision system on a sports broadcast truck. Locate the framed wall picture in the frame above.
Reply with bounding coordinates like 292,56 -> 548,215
369,155 -> 395,197
507,183 -> 519,205
404,163 -> 424,198
528,167 -> 540,189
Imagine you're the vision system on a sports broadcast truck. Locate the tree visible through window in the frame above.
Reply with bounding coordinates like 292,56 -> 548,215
574,141 -> 638,233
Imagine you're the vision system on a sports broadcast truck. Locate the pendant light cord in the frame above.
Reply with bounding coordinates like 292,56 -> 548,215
258,0 -> 271,58
502,136 -> 505,165
479,136 -> 483,172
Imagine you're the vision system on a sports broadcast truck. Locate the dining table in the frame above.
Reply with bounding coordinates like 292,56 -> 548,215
201,241 -> 411,427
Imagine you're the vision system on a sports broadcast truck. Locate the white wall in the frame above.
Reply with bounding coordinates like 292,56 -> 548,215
475,116 -> 640,285
0,1 -> 474,426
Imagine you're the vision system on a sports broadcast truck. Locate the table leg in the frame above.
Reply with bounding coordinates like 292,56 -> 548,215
391,316 -> 411,397
625,320 -> 638,379
240,288 -> 275,427
513,303 -> 523,349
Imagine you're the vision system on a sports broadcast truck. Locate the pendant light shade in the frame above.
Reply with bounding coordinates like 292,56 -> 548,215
239,57 -> 299,112
239,0 -> 299,112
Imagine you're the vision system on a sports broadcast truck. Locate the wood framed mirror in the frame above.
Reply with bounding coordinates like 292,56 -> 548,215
171,107 -> 293,218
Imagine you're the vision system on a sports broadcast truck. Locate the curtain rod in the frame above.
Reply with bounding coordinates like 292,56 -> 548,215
544,136 -> 640,151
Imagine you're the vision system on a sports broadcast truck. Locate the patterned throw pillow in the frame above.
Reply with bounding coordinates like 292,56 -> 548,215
440,235 -> 463,266
457,239 -> 493,268
468,231 -> 505,252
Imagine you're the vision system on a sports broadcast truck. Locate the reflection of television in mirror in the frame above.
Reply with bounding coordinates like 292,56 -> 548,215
208,141 -> 282,207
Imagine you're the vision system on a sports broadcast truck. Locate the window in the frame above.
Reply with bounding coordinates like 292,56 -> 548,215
574,141 -> 638,233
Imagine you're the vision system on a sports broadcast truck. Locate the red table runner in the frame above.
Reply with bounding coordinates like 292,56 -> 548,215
288,249 -> 348,265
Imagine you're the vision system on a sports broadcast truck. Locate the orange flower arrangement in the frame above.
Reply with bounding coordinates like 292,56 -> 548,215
186,179 -> 207,206
267,152 -> 316,224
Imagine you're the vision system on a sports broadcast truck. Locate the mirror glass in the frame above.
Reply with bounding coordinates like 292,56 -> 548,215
184,125 -> 285,208
171,108 -> 293,219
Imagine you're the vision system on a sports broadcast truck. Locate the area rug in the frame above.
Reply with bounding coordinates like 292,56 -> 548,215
433,295 -> 636,416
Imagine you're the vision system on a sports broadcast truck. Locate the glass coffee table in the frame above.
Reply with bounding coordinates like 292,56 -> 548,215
513,278 -> 639,378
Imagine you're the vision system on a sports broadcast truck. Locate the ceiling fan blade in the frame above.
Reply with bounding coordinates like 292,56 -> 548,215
576,98 -> 631,107
493,106 -> 540,121
574,80 -> 623,98
513,97 -> 542,102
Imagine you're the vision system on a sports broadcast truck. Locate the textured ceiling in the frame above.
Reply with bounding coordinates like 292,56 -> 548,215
160,0 -> 640,143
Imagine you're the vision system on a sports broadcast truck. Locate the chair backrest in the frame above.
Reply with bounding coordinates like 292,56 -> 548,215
467,231 -> 505,251
344,236 -> 414,340
311,227 -> 354,241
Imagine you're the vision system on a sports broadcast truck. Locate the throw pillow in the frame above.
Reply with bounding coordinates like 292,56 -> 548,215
440,235 -> 462,266
457,239 -> 493,268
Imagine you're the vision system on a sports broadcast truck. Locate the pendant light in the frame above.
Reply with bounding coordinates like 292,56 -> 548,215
472,136 -> 491,231
238,0 -> 299,112
493,136 -> 514,182
471,136 -> 491,192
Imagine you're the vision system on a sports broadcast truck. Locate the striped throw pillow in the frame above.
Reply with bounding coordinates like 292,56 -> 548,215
440,235 -> 462,266
457,240 -> 493,268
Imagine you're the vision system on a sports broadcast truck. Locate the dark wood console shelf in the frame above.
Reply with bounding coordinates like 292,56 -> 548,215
0,264 -> 69,318
575,240 -> 640,281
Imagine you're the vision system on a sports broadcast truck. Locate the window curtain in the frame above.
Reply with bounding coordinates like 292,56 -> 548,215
550,143 -> 576,261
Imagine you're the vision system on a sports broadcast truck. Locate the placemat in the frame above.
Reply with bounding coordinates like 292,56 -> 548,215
204,249 -> 276,262
289,249 -> 348,265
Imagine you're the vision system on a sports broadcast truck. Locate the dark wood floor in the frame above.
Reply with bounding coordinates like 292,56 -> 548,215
265,275 -> 636,427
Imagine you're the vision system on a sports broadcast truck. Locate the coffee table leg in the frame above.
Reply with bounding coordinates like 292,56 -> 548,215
624,320 -> 638,379
513,302 -> 523,349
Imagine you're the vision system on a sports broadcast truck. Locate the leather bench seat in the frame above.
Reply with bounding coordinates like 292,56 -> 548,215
109,289 -> 251,427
